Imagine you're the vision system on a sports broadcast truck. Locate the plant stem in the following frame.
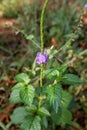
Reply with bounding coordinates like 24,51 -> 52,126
40,0 -> 49,89
40,0 -> 49,53
40,64 -> 43,88
0,122 -> 7,130
38,0 -> 49,111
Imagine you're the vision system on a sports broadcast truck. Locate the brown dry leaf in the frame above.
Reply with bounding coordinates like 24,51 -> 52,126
0,104 -> 15,123
0,113 -> 9,123
70,127 -> 87,130
83,15 -> 87,24
71,127 -> 79,130
51,37 -> 57,46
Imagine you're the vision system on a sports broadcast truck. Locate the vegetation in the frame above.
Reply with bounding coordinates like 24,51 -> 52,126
0,0 -> 87,130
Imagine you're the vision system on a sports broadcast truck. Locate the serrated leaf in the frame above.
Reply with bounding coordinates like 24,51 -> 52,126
20,116 -> 41,130
10,107 -> 28,124
57,65 -> 67,73
57,108 -> 72,125
20,85 -> 35,106
10,83 -> 24,104
68,121 -> 83,130
26,105 -> 37,113
41,116 -> 48,128
51,108 -> 62,124
51,107 -> 72,126
10,88 -> 22,103
63,74 -> 83,85
46,84 -> 62,113
61,90 -> 72,108
44,66 -> 67,81
15,73 -> 30,84
38,107 -> 50,116
12,83 -> 24,90
44,69 -> 59,79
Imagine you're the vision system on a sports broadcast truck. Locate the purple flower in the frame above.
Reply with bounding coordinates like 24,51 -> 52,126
84,4 -> 87,9
36,51 -> 49,64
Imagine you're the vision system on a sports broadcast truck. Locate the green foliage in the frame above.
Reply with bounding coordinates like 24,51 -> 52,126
44,69 -> 60,79
38,107 -> 50,117
68,121 -> 83,130
10,88 -> 22,103
41,116 -> 48,129
57,107 -> 72,125
11,107 -> 41,130
14,73 -> 30,84
45,84 -> 62,113
51,107 -> 72,126
25,105 -> 37,114
10,73 -> 35,106
10,107 -> 28,124
20,116 -> 41,130
0,0 -> 22,18
9,0 -> 84,130
12,82 -> 24,90
10,83 -> 24,103
63,73 -> 83,85
61,90 -> 72,108
20,85 -> 35,106
44,65 -> 67,81
18,2 -> 40,39
10,67 -> 82,129
9,64 -> 83,130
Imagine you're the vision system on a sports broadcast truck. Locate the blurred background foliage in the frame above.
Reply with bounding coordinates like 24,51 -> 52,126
0,0 -> 87,129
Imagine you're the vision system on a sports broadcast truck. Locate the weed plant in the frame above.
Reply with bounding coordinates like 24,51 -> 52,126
8,0 -> 87,130
0,0 -> 87,129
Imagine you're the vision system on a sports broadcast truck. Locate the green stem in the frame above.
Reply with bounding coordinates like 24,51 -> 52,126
40,0 -> 49,52
40,64 -> 43,88
0,122 -> 7,130
38,0 -> 49,111
40,0 -> 49,89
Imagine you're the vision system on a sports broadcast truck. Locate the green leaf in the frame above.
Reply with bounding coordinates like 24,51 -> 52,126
10,107 -> 28,124
20,116 -> 41,130
10,83 -> 25,104
46,84 -> 62,113
41,116 -> 48,128
20,85 -> 35,106
26,105 -> 37,113
51,107 -> 72,126
44,66 -> 67,81
61,90 -> 72,108
57,108 -> 72,125
10,88 -> 22,103
26,34 -> 34,40
68,121 -> 83,130
12,83 -> 24,90
51,108 -> 61,124
38,107 -> 50,116
63,74 -> 83,85
58,65 -> 67,73
44,69 -> 59,79
15,73 -> 30,84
